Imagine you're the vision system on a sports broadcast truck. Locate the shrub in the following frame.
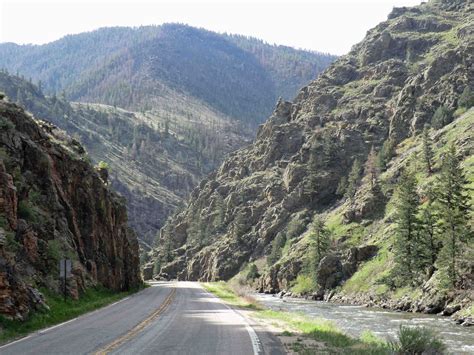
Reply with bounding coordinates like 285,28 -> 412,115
0,215 -> 7,229
246,263 -> 260,281
97,161 -> 109,170
291,274 -> 316,294
0,117 -> 15,130
267,232 -> 286,266
17,200 -> 37,221
458,86 -> 474,109
46,240 -> 62,265
431,106 -> 452,129
5,232 -> 21,253
390,325 -> 446,354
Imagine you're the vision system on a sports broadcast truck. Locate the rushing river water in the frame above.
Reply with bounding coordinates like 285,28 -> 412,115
255,294 -> 474,354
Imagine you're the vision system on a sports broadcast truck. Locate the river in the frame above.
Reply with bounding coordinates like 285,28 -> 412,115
255,294 -> 474,354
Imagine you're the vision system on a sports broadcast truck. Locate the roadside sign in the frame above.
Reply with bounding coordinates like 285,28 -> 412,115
59,259 -> 72,278
59,259 -> 72,301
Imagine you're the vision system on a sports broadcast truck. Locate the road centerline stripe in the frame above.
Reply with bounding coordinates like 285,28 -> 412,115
94,287 -> 177,355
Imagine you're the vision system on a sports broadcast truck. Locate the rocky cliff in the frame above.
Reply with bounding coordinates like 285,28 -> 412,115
153,0 -> 473,312
0,96 -> 140,320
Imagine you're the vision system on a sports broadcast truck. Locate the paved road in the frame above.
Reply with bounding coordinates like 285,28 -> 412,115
0,282 -> 284,355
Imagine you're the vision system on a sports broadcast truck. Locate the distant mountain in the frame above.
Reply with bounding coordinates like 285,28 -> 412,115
0,25 -> 335,246
0,24 -> 337,126
0,71 -> 247,247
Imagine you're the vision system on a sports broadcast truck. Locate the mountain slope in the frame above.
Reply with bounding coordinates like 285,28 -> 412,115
0,71 -> 247,245
0,25 -> 335,245
153,0 -> 473,315
0,95 -> 140,320
0,24 -> 336,126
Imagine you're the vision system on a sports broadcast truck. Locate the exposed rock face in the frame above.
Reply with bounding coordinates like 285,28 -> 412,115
153,0 -> 473,284
0,99 -> 140,319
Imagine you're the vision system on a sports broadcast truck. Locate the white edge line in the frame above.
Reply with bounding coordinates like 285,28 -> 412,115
0,295 -> 132,350
200,285 -> 262,355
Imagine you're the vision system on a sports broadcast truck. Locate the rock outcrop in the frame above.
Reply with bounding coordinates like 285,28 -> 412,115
0,98 -> 140,320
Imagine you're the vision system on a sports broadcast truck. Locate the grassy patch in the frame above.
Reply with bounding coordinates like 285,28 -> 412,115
204,282 -> 389,354
201,281 -> 262,310
342,248 -> 391,294
0,285 -> 142,344
291,274 -> 316,294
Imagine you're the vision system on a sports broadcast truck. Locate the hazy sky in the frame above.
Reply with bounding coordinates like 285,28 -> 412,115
1,0 -> 422,55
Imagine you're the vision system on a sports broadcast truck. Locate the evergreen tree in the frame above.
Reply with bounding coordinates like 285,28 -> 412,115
435,144 -> 472,287
305,146 -> 319,203
345,158 -> 363,200
246,263 -> 260,281
364,146 -> 379,190
233,210 -> 248,243
418,190 -> 441,278
421,125 -> 434,174
336,175 -> 348,197
212,193 -> 225,232
308,216 -> 330,276
267,232 -> 287,265
393,169 -> 420,285
377,138 -> 396,171
458,86 -> 474,109
431,106 -> 452,129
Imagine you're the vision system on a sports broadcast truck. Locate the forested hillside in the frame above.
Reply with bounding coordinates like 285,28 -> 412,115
153,0 -> 473,321
0,24 -> 336,126
0,71 -> 247,245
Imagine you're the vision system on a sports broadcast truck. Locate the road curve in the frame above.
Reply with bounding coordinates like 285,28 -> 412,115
0,282 -> 284,355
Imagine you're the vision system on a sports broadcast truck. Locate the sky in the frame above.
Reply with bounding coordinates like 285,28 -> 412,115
0,0 -> 422,55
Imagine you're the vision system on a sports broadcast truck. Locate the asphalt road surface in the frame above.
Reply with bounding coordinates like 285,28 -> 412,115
0,282 -> 284,355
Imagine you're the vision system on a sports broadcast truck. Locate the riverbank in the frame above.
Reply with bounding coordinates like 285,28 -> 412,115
202,282 -> 392,354
273,287 -> 474,328
255,292 -> 474,353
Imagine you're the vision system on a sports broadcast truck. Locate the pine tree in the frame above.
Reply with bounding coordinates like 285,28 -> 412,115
364,146 -> 379,190
421,125 -> 434,174
345,158 -> 363,200
458,86 -> 474,109
435,144 -> 472,287
393,169 -> 420,285
233,210 -> 248,243
305,147 -> 319,203
308,216 -> 330,275
377,138 -> 395,171
431,106 -> 452,129
336,176 -> 348,197
267,232 -> 287,266
418,190 -> 441,278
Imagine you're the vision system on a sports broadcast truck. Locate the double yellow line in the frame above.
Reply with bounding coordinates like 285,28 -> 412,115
95,287 -> 177,355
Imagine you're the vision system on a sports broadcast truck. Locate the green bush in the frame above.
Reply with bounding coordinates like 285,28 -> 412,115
431,106 -> 452,129
291,274 -> 316,294
97,160 -> 109,170
0,215 -> 7,229
46,240 -> 62,264
390,325 -> 446,354
0,117 -> 15,130
267,232 -> 286,266
5,232 -> 21,253
458,86 -> 474,109
246,263 -> 260,281
17,200 -> 36,221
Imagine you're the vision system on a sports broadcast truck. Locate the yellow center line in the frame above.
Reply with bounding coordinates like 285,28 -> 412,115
95,287 -> 177,355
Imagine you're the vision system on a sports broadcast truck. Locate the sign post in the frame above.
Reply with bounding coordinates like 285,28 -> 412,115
59,259 -> 72,301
